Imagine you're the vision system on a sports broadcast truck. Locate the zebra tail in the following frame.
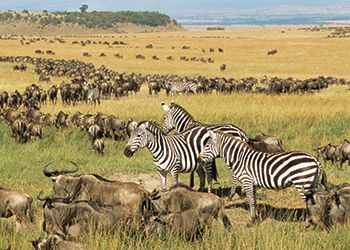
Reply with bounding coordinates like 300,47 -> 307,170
320,168 -> 327,187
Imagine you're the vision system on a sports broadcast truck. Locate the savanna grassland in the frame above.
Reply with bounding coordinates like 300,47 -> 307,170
0,27 -> 350,249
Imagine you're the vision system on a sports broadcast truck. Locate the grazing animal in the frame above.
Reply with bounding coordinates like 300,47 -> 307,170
161,101 -> 249,191
198,131 -> 327,225
11,118 -> 27,143
42,162 -> 153,214
315,144 -> 337,167
335,139 -> 350,168
27,122 -> 42,140
220,64 -> 226,71
32,234 -> 90,250
147,209 -> 209,241
39,197 -> 142,239
268,49 -> 278,56
87,88 -> 100,105
0,188 -> 34,228
124,121 -> 211,191
151,184 -> 231,228
88,124 -> 103,142
92,138 -> 104,155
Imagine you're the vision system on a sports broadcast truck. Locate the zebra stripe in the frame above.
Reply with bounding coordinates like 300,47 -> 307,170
124,121 -> 215,190
161,101 -> 249,191
198,131 -> 326,224
169,82 -> 197,95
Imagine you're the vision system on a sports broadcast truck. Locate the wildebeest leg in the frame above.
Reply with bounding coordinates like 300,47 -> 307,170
205,160 -> 217,193
157,170 -> 167,191
195,166 -> 206,191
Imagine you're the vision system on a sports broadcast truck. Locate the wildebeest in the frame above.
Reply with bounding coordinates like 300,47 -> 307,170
39,197 -> 142,239
27,122 -> 42,140
48,85 -> 58,104
335,139 -> 350,168
88,124 -> 103,142
56,111 -> 68,128
220,64 -> 226,71
249,133 -> 285,153
42,163 -> 153,214
268,49 -> 278,56
151,184 -> 231,228
147,209 -> 210,241
0,187 -> 34,228
136,54 -> 146,60
32,234 -> 90,250
315,144 -> 337,167
92,139 -> 104,155
11,118 -> 27,143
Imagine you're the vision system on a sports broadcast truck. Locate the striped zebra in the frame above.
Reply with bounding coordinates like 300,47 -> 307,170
161,101 -> 249,192
198,131 -> 327,225
124,121 -> 215,191
168,81 -> 198,95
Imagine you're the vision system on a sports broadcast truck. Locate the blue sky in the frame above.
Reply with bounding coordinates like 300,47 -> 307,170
0,0 -> 349,14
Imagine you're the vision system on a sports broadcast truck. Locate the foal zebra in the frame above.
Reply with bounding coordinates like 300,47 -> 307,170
124,121 -> 215,191
198,131 -> 327,225
161,101 -> 249,192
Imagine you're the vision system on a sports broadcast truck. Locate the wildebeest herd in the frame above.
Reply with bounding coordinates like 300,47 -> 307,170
2,56 -> 350,101
1,101 -> 350,249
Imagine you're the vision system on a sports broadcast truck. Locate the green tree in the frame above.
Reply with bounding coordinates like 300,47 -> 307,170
79,4 -> 88,13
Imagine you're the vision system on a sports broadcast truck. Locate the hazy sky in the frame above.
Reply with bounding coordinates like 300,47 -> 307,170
0,0 -> 349,14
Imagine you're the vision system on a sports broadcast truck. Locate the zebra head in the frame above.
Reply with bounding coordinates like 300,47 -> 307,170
124,121 -> 150,158
161,101 -> 175,134
198,130 -> 220,164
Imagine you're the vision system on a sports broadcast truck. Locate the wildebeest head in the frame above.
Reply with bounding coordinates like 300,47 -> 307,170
42,162 -> 79,197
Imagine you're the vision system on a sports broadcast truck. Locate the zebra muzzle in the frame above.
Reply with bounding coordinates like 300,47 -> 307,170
124,146 -> 134,158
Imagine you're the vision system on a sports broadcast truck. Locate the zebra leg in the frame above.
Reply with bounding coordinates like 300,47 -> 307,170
229,172 -> 238,201
195,166 -> 206,192
242,181 -> 257,226
157,170 -> 167,191
189,172 -> 194,188
205,160 -> 217,193
171,170 -> 179,187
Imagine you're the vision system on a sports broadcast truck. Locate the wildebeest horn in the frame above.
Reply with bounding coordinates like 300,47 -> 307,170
37,191 -> 49,201
43,162 -> 58,177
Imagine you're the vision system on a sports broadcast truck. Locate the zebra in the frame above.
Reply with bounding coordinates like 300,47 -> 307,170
161,101 -> 249,193
198,130 -> 327,225
167,81 -> 198,95
123,120 -> 216,191
87,87 -> 100,106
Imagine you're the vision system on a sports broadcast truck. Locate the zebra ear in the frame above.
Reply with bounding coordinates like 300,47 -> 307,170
161,102 -> 170,112
208,130 -> 216,139
170,101 -> 175,106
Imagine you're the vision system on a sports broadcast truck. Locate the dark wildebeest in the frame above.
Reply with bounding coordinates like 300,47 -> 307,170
11,118 -> 27,143
148,82 -> 161,96
56,111 -> 68,128
103,115 -> 126,140
249,133 -> 285,153
32,234 -> 90,250
268,49 -> 278,56
27,122 -> 42,140
335,140 -> 350,168
42,162 -> 153,214
315,144 -> 337,167
220,64 -> 226,71
92,139 -> 104,155
147,209 -> 210,241
151,184 -> 231,228
0,187 -> 34,229
38,196 -> 143,239
48,85 -> 58,104
88,124 -> 103,142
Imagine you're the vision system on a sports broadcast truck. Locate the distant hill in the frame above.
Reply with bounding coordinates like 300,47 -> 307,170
0,10 -> 183,35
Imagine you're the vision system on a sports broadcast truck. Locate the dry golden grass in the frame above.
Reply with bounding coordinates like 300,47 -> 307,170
0,28 -> 350,249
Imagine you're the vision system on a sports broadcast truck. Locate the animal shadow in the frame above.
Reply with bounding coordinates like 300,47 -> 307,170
226,202 -> 307,222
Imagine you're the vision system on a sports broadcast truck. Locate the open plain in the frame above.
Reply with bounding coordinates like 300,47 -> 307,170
0,27 -> 350,249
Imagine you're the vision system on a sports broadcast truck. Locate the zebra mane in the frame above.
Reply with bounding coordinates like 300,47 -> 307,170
218,131 -> 250,149
171,103 -> 195,121
138,120 -> 165,135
